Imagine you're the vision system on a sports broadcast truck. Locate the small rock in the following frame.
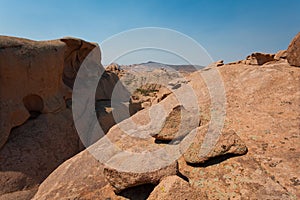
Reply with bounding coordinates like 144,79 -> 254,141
206,60 -> 224,69
216,60 -> 224,67
147,175 -> 207,200
274,50 -> 287,60
182,125 -> 248,164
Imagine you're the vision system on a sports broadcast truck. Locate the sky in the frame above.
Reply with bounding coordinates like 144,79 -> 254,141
1,0 -> 299,65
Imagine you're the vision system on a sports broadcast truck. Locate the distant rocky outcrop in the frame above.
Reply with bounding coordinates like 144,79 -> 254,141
105,63 -> 124,76
274,50 -> 287,60
105,62 -> 190,110
244,52 -> 275,65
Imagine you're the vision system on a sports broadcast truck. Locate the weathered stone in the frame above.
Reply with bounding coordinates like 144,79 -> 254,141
274,50 -> 287,60
2,34 -> 299,200
0,36 -> 97,149
32,59 -> 300,199
148,175 -> 207,200
0,110 -> 80,198
216,60 -> 224,66
245,52 -> 275,65
104,161 -> 178,193
0,189 -> 37,200
287,32 -> 300,67
182,125 -> 247,164
179,61 -> 300,199
32,151 -> 109,200
152,105 -> 199,141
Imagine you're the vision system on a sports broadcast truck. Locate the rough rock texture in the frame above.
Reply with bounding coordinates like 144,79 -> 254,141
0,110 -> 81,198
32,150 -> 112,200
3,35 -> 299,199
104,161 -> 178,193
215,60 -> 224,67
60,37 -> 98,88
178,61 -> 300,199
245,52 -> 275,65
152,105 -> 199,141
105,63 -> 125,77
34,59 -> 300,199
0,189 -> 37,200
96,69 -> 128,100
0,36 -> 124,150
182,125 -> 247,164
130,84 -> 172,109
275,50 -> 287,60
0,36 -> 97,149
287,32 -> 300,67
33,85 -> 195,198
148,175 -> 207,200
0,36 -> 129,199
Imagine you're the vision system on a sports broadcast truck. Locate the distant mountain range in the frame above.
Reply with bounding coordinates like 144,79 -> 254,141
108,61 -> 204,73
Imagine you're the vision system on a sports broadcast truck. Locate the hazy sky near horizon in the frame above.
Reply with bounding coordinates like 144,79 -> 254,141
1,0 -> 299,65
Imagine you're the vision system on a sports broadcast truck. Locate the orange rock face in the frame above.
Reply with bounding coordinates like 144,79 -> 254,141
1,33 -> 300,199
287,32 -> 300,67
34,59 -> 300,199
0,36 -> 96,149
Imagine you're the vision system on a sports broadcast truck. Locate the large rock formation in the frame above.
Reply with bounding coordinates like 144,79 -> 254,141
287,32 -> 300,67
178,60 -> 300,199
0,110 -> 80,199
35,55 -> 299,199
32,150 -> 111,200
0,36 -> 96,149
0,36 -> 128,199
2,33 -> 300,199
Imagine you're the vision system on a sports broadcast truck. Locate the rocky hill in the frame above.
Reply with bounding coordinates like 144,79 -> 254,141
0,33 -> 299,199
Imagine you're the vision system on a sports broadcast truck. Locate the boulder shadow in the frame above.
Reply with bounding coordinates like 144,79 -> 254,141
118,184 -> 155,200
187,153 -> 247,168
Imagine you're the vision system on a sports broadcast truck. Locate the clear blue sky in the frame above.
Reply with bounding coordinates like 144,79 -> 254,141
1,0 -> 299,64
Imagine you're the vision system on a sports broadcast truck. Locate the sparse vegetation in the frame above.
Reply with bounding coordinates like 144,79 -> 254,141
136,88 -> 159,96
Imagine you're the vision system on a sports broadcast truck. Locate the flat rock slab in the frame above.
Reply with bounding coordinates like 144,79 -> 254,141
104,160 -> 178,193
